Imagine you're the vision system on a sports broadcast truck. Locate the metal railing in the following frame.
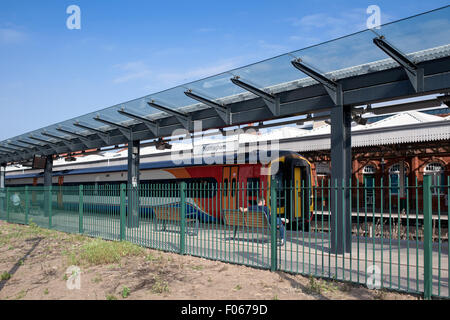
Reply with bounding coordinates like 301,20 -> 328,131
0,176 -> 448,299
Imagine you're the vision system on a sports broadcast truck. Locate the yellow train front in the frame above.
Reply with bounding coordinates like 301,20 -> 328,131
264,151 -> 314,230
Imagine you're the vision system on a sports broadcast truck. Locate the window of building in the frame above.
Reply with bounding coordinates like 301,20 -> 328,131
389,162 -> 408,195
424,162 -> 445,195
363,164 -> 376,175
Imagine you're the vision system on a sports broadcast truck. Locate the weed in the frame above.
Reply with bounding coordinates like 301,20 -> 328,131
151,276 -> 169,294
44,288 -> 49,295
307,276 -> 322,295
1,272 -> 11,281
92,275 -> 102,284
106,294 -> 117,300
234,284 -> 242,291
374,289 -> 387,300
272,295 -> 279,300
62,274 -> 68,281
15,290 -> 27,300
121,286 -> 131,298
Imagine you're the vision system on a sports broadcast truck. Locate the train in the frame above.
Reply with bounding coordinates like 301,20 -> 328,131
5,151 -> 314,228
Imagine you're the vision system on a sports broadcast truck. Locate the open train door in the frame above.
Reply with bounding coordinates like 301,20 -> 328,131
222,166 -> 239,210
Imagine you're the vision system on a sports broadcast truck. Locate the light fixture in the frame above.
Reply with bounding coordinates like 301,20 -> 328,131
353,114 -> 367,125
155,138 -> 172,150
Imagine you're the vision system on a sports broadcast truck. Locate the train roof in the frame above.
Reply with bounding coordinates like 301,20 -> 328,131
6,151 -> 305,180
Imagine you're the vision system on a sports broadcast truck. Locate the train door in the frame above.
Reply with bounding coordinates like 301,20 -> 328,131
222,166 -> 239,210
293,167 -> 302,219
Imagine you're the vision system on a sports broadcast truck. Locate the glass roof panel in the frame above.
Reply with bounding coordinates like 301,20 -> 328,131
377,6 -> 450,56
1,5 -> 449,158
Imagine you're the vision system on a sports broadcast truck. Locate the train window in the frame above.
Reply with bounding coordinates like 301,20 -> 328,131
247,178 -> 260,197
231,178 -> 236,197
223,179 -> 228,195
140,178 -> 217,198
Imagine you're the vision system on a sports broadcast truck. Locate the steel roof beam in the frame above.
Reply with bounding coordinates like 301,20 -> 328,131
8,142 -> 32,151
56,127 -> 96,149
0,145 -> 27,160
28,136 -> 61,153
117,108 -> 159,136
230,77 -> 280,116
41,132 -> 78,152
93,116 -> 132,141
373,36 -> 424,93
16,139 -> 49,155
291,58 -> 341,105
0,145 -> 24,152
17,139 -> 44,148
147,100 -> 191,130
184,90 -> 231,125
73,122 -> 111,144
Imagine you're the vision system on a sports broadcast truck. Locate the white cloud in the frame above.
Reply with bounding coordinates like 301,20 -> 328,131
156,59 -> 241,86
113,57 -> 246,93
287,8 -> 396,43
0,27 -> 27,44
113,61 -> 152,84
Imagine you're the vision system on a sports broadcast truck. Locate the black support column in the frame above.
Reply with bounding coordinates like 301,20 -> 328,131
330,88 -> 352,254
43,155 -> 53,217
127,140 -> 140,228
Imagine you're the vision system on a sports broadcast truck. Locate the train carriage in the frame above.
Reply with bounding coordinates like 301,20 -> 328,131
5,151 -> 314,228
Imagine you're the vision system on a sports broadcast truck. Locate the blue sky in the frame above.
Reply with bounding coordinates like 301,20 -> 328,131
0,0 -> 449,140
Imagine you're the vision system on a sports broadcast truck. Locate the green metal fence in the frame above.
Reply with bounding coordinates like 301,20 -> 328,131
0,176 -> 448,299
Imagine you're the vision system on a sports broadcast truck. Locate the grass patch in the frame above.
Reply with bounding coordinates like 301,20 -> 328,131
190,265 -> 204,270
68,238 -> 144,266
1,272 -> 11,281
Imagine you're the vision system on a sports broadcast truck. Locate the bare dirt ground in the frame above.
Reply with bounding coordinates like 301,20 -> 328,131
0,220 -> 419,300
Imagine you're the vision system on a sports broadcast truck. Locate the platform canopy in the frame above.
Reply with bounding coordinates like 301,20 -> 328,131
1,6 -> 450,164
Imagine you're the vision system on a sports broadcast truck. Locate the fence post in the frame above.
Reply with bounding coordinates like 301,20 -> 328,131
423,175 -> 433,299
180,181 -> 186,255
120,184 -> 126,241
48,185 -> 52,229
6,188 -> 10,223
25,186 -> 29,225
270,179 -> 277,271
79,185 -> 84,234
